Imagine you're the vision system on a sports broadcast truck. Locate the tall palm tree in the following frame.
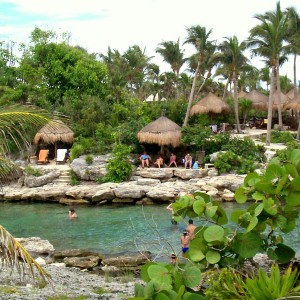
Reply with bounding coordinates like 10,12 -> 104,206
216,36 -> 251,133
0,105 -> 54,282
248,2 -> 288,145
182,25 -> 214,127
156,39 -> 186,77
286,6 -> 300,139
260,67 -> 271,91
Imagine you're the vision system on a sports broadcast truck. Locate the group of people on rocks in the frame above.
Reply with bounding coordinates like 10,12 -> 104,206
139,152 -> 200,169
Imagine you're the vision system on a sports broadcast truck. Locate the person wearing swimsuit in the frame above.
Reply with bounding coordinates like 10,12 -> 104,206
180,230 -> 190,257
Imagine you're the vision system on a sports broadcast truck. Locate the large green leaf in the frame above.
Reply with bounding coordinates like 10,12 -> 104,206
244,172 -> 261,187
246,216 -> 258,232
193,199 -> 206,217
148,265 -> 172,289
274,243 -> 296,263
265,164 -> 282,180
153,292 -> 170,300
206,250 -> 221,264
290,176 -> 300,191
140,262 -> 156,282
275,173 -> 288,194
254,203 -> 264,216
211,201 -> 228,225
233,232 -> 262,258
286,191 -> 300,206
263,198 -> 278,215
255,180 -> 276,194
182,265 -> 202,288
235,187 -> 248,203
183,292 -> 206,300
204,203 -> 218,218
189,238 -> 206,262
289,149 -> 300,166
252,191 -> 265,201
203,225 -> 224,242
230,209 -> 246,223
284,163 -> 299,178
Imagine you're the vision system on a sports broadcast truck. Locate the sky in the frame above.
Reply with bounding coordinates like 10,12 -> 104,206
0,0 -> 300,82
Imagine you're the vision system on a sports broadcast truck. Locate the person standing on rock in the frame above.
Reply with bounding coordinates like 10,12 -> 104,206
69,208 -> 77,219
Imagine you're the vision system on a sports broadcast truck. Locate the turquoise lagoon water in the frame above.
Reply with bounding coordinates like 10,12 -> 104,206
0,202 -> 299,258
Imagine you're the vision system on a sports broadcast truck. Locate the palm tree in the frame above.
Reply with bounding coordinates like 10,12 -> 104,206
286,6 -> 300,139
182,25 -> 214,127
216,36 -> 251,133
248,2 -> 288,145
259,67 -> 271,91
0,105 -> 54,282
156,39 -> 186,77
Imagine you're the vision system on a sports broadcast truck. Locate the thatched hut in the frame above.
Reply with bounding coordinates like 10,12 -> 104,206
137,112 -> 181,152
272,90 -> 290,109
33,120 -> 74,159
190,92 -> 231,123
244,90 -> 268,110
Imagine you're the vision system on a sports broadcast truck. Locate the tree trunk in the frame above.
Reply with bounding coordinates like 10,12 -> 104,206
266,66 -> 276,146
276,60 -> 283,128
233,72 -> 241,133
222,79 -> 230,101
183,60 -> 201,127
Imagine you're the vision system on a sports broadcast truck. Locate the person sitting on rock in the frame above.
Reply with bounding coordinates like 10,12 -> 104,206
154,154 -> 164,168
169,153 -> 177,167
139,152 -> 151,168
184,153 -> 192,169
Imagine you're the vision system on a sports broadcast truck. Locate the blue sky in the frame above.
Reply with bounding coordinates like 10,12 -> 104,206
0,0 -> 300,80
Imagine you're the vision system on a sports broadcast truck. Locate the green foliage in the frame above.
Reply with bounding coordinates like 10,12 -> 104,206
102,143 -> 133,183
93,287 -> 111,295
270,130 -> 296,144
69,170 -> 80,186
181,125 -> 212,149
85,155 -> 93,165
214,151 -> 260,174
205,265 -> 300,299
24,166 -> 42,177
131,261 -> 204,299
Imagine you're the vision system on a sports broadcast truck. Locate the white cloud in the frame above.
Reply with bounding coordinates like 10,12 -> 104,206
1,0 -> 300,79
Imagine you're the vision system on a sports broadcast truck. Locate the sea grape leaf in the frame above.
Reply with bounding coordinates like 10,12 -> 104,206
252,191 -> 265,201
203,225 -> 224,242
182,265 -> 202,288
144,280 -> 155,299
233,232 -> 262,258
244,172 -> 261,187
246,216 -> 258,232
148,265 -> 172,288
255,180 -> 276,194
205,203 -> 218,218
265,164 -> 282,180
189,238 -> 206,262
290,176 -> 300,191
254,203 -> 264,216
140,262 -> 156,282
183,292 -> 206,300
211,202 -> 228,225
194,191 -> 210,202
275,173 -> 288,194
231,209 -> 246,223
274,215 -> 287,231
284,163 -> 299,178
235,187 -> 248,203
206,250 -> 221,264
193,199 -> 206,216
173,272 -> 184,294
286,191 -> 300,206
263,198 -> 278,215
289,149 -> 300,166
274,243 -> 296,264
153,292 -> 169,300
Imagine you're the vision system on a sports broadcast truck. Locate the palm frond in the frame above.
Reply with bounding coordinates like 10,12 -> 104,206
0,225 -> 51,283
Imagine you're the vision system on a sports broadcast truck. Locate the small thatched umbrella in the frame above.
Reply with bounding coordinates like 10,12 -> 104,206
33,120 -> 74,158
244,90 -> 268,110
190,92 -> 231,123
287,88 -> 297,100
137,111 -> 181,152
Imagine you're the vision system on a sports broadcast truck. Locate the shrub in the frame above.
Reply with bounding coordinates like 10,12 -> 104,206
24,166 -> 42,177
69,170 -> 80,186
102,143 -> 133,183
271,130 -> 296,144
214,151 -> 240,174
85,155 -> 93,165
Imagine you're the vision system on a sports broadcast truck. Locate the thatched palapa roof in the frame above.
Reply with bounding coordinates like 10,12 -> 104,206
244,90 -> 268,110
33,120 -> 74,145
190,92 -> 231,115
272,90 -> 290,109
137,115 -> 181,147
285,94 -> 300,111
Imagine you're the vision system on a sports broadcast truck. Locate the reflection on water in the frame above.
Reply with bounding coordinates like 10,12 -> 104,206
0,202 -> 299,257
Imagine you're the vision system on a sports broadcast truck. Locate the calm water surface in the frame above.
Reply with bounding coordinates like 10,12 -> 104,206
0,202 -> 299,257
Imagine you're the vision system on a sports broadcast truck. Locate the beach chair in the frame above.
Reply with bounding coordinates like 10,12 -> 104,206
37,149 -> 49,164
56,149 -> 68,164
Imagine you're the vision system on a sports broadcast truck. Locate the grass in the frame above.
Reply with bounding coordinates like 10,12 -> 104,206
0,286 -> 17,294
93,287 -> 111,295
47,295 -> 88,300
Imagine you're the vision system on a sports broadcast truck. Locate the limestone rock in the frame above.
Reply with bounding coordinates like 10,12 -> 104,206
59,198 -> 90,205
71,155 -> 111,181
102,252 -> 151,267
146,186 -> 178,201
24,170 -> 60,188
174,169 -> 204,179
53,249 -> 102,260
16,237 -> 54,257
114,183 -> 149,199
135,168 -> 174,179
92,183 -> 118,202
64,256 -> 100,270
136,178 -> 161,186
